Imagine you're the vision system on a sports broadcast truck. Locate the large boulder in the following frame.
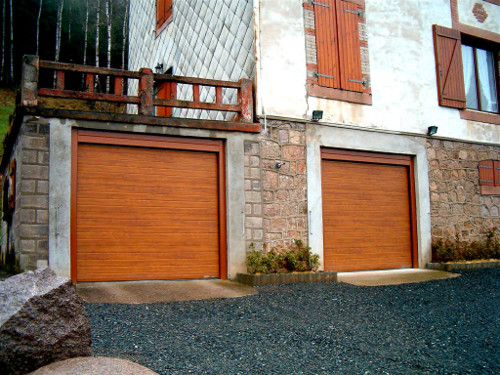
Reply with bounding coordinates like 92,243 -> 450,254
0,267 -> 91,375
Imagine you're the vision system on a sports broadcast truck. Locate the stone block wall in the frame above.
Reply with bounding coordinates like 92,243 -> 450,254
244,120 -> 308,251
3,117 -> 50,271
427,139 -> 500,242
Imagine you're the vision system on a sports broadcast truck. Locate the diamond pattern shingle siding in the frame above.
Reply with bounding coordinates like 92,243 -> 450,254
129,0 -> 255,119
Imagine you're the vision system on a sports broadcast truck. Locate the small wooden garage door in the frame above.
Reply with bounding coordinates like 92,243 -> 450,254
72,131 -> 226,282
321,149 -> 416,272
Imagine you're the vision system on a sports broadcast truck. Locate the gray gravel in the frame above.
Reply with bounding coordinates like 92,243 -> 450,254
85,269 -> 500,374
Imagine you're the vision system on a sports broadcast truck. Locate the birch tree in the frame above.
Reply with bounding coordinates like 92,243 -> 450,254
121,0 -> 129,70
54,0 -> 64,62
8,0 -> 13,83
83,0 -> 89,65
1,0 -> 6,83
36,0 -> 43,56
95,0 -> 100,68
105,0 -> 112,91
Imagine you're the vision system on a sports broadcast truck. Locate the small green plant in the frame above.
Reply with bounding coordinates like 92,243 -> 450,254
246,240 -> 320,274
432,227 -> 500,263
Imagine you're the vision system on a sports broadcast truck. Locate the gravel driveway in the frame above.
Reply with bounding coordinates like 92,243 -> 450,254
85,269 -> 500,374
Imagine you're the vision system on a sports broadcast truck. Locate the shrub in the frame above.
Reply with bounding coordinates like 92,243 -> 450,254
432,228 -> 500,263
246,240 -> 320,274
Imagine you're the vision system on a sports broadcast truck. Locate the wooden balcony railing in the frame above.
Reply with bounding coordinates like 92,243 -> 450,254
19,55 -> 255,128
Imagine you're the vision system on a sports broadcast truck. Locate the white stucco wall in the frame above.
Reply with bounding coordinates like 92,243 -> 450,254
255,0 -> 499,145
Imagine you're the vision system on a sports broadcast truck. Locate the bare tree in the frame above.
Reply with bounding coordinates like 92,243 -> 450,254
121,0 -> 129,70
105,0 -> 112,91
83,0 -> 89,65
36,0 -> 43,56
1,0 -> 6,83
53,0 -> 64,86
95,0 -> 100,68
54,0 -> 64,62
8,0 -> 13,83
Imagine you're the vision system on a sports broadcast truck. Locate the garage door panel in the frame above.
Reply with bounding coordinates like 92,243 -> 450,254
75,139 -> 223,282
79,145 -> 216,164
322,155 -> 414,272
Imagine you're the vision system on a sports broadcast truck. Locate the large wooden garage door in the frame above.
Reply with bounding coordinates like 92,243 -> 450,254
72,131 -> 226,282
321,149 -> 416,272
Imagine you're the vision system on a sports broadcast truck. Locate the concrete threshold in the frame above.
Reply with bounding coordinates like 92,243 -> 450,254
337,268 -> 460,287
76,279 -> 258,304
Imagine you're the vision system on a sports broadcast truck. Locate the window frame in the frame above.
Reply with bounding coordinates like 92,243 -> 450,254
461,35 -> 500,114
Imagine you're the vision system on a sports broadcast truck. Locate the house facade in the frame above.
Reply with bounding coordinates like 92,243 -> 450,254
1,0 -> 499,282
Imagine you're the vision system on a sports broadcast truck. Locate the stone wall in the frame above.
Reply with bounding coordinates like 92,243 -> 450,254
3,117 -> 50,271
427,139 -> 500,242
244,120 -> 308,251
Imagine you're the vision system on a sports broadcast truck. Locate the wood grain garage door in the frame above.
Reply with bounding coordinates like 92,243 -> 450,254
321,149 -> 416,272
72,131 -> 226,282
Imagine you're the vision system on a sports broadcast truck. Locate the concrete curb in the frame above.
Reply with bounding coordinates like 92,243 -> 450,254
235,272 -> 338,286
427,261 -> 500,271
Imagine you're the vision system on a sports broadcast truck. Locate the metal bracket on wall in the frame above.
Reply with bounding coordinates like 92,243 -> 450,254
348,78 -> 368,88
315,72 -> 335,79
344,8 -> 364,18
312,1 -> 330,7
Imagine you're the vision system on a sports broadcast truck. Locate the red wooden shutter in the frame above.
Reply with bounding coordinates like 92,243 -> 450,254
165,0 -> 173,21
336,0 -> 363,92
156,82 -> 176,117
156,0 -> 165,28
494,161 -> 500,187
314,0 -> 340,89
479,160 -> 494,186
433,25 -> 466,109
156,0 -> 172,29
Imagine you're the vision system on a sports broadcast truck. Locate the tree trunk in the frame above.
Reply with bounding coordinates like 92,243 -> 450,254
8,0 -> 13,83
105,0 -> 111,92
53,0 -> 64,86
83,0 -> 89,65
54,0 -> 64,62
95,0 -> 100,68
121,0 -> 129,70
1,0 -> 6,83
36,0 -> 43,56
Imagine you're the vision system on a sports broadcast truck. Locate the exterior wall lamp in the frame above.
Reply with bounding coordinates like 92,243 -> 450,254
276,162 -> 286,169
311,110 -> 323,122
155,63 -> 164,74
427,126 -> 438,136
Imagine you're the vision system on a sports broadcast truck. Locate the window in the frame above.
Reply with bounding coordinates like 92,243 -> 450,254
304,0 -> 371,104
462,43 -> 499,113
433,25 -> 500,120
479,160 -> 500,195
156,0 -> 173,31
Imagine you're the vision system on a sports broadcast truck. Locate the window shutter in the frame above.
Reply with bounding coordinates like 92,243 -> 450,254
156,0 -> 172,29
314,0 -> 340,89
432,25 -> 466,109
336,0 -> 363,92
495,161 -> 500,187
156,0 -> 165,28
479,160 -> 494,186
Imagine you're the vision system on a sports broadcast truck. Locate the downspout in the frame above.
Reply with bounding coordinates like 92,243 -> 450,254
253,0 -> 267,134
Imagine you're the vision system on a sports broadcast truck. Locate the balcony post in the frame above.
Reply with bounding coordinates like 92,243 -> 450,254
139,68 -> 154,116
239,79 -> 253,123
20,55 -> 39,107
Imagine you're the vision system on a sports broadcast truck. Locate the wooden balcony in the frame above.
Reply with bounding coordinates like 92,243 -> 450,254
18,55 -> 259,133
